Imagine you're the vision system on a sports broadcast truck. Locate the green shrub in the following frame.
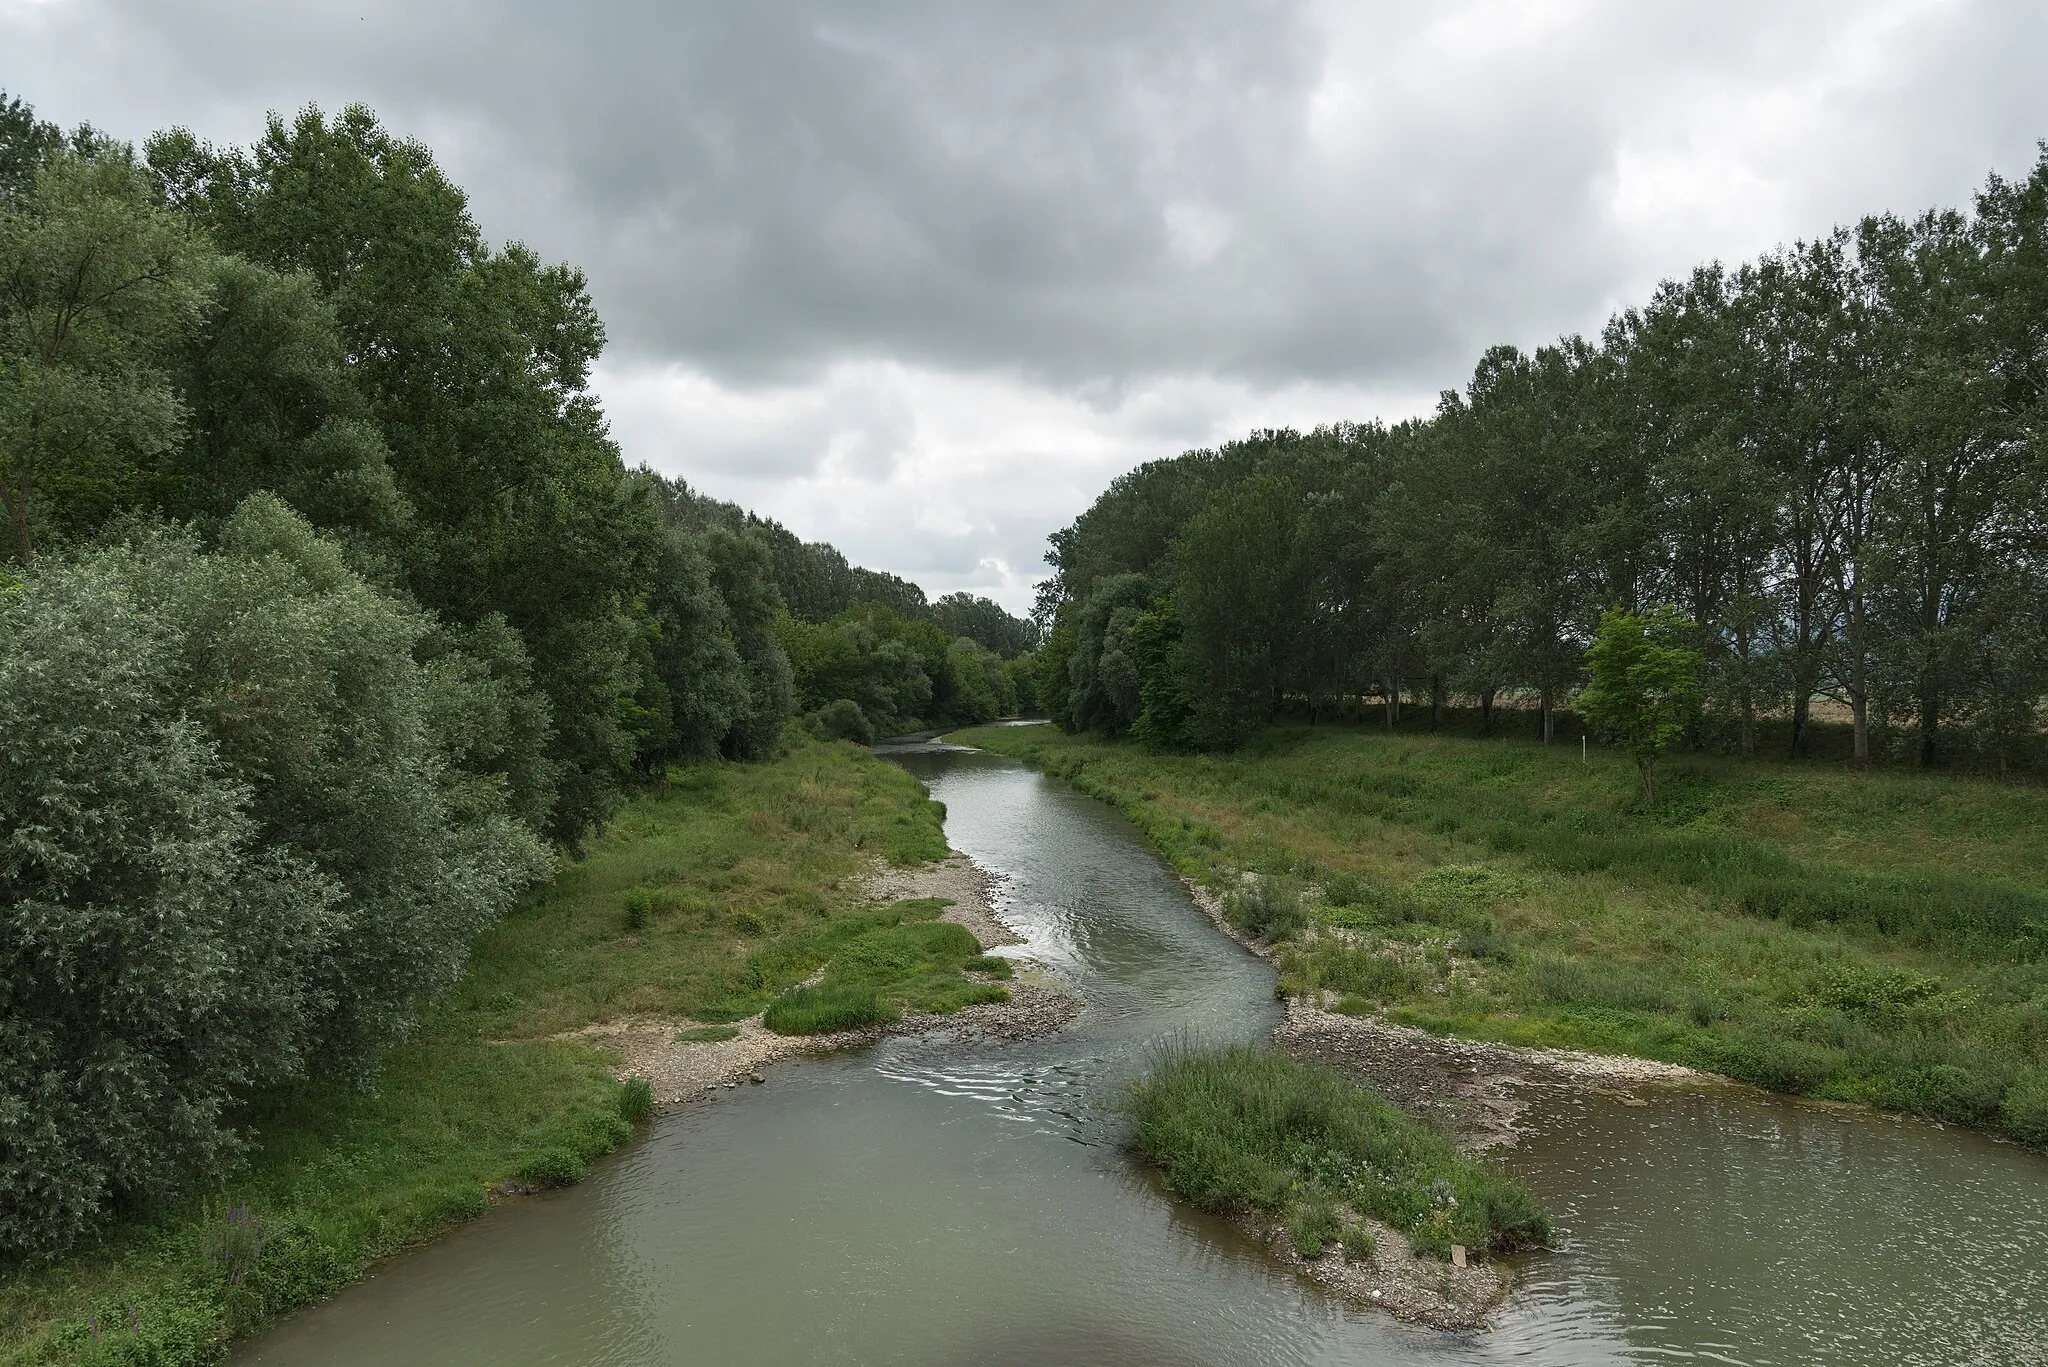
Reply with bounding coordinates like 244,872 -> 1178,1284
805,698 -> 876,746
0,503 -> 549,1258
763,983 -> 895,1035
1224,877 -> 1308,940
2003,1070 -> 2048,1145
622,885 -> 682,930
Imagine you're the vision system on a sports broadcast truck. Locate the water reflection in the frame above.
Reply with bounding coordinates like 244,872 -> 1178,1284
235,748 -> 2048,1367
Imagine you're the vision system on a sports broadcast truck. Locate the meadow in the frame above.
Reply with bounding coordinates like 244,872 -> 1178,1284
957,721 -> 2048,1145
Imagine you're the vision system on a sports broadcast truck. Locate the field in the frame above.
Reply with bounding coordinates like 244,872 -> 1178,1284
956,722 -> 2048,1144
1,738 -> 945,1365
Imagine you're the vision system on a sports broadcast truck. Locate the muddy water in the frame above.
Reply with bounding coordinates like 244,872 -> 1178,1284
237,744 -> 2048,1366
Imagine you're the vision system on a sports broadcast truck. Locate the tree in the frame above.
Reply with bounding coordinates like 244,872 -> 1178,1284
1,150 -> 207,563
1576,605 -> 1704,800
0,495 -> 548,1256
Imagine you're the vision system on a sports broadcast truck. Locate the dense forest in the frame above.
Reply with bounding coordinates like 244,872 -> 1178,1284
0,94 -> 1032,1259
1037,152 -> 2048,769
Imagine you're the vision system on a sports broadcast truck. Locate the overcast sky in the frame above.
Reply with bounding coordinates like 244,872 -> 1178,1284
7,0 -> 2047,612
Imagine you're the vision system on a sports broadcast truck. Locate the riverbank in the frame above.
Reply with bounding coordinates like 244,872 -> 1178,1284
563,852 -> 1076,1104
0,737 -> 1036,1366
951,723 -> 2048,1147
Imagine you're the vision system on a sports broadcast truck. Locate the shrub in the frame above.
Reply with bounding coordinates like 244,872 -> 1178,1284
763,983 -> 895,1035
0,501 -> 549,1258
806,698 -> 876,746
2003,1070 -> 2048,1145
1224,876 -> 1308,940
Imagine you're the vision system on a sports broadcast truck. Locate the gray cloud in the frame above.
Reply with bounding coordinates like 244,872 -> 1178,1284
7,0 -> 2047,608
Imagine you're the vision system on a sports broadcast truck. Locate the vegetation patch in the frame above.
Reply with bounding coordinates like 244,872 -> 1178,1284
674,1025 -> 742,1044
764,983 -> 895,1035
961,723 -> 2048,1145
752,902 -> 1009,1035
1127,1045 -> 1549,1260
0,738 -> 947,1364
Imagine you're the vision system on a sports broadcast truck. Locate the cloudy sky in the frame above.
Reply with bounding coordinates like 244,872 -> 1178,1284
7,0 -> 2047,611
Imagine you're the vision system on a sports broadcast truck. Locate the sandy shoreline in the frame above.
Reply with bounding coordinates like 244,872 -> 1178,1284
579,851 -> 1076,1106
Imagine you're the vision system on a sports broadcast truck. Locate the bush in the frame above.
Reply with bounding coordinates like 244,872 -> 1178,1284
1224,876 -> 1308,941
805,698 -> 876,746
2000,1070 -> 2048,1145
0,501 -> 549,1258
763,983 -> 895,1035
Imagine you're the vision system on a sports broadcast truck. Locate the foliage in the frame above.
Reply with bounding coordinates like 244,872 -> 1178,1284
930,590 -> 1038,657
1576,604 -> 1705,798
1034,153 -> 2048,770
0,147 -> 207,563
1127,1045 -> 1549,1259
0,500 -> 549,1259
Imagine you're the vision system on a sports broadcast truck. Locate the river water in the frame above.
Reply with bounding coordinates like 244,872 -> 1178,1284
238,744 -> 2048,1366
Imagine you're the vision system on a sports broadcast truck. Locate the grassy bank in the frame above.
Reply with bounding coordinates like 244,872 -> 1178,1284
1,738 -> 946,1365
1129,1045 -> 1548,1261
956,724 -> 2048,1145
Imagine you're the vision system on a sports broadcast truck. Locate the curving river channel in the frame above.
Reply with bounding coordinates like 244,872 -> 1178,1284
238,743 -> 2048,1366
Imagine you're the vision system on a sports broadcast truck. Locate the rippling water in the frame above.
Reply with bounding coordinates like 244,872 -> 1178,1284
237,746 -> 2048,1366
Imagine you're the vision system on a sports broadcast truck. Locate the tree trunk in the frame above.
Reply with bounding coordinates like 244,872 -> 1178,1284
1429,674 -> 1444,731
1735,629 -> 1756,755
1480,688 -> 1495,734
1789,689 -> 1810,758
1383,686 -> 1396,731
1918,690 -> 1940,768
4,455 -> 30,565
1849,595 -> 1870,766
1540,688 -> 1555,745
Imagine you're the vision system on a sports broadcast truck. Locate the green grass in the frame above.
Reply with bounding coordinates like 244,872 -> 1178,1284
752,906 -> 1009,1035
0,736 -> 949,1364
957,723 -> 2048,1145
1128,1045 -> 1549,1260
763,983 -> 894,1035
673,1025 -> 742,1044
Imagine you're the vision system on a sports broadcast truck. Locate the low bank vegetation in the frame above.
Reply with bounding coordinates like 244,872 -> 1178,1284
963,724 -> 2048,1146
0,739 -> 945,1364
1128,1045 -> 1549,1261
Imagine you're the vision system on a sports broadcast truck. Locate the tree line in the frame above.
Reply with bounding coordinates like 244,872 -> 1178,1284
1037,150 -> 2048,769
0,93 -> 1030,1259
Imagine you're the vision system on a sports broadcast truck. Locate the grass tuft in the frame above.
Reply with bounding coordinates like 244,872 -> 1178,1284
1127,1044 -> 1548,1260
763,983 -> 895,1035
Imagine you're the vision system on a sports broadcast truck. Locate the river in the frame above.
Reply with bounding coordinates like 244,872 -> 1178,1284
236,742 -> 2048,1365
